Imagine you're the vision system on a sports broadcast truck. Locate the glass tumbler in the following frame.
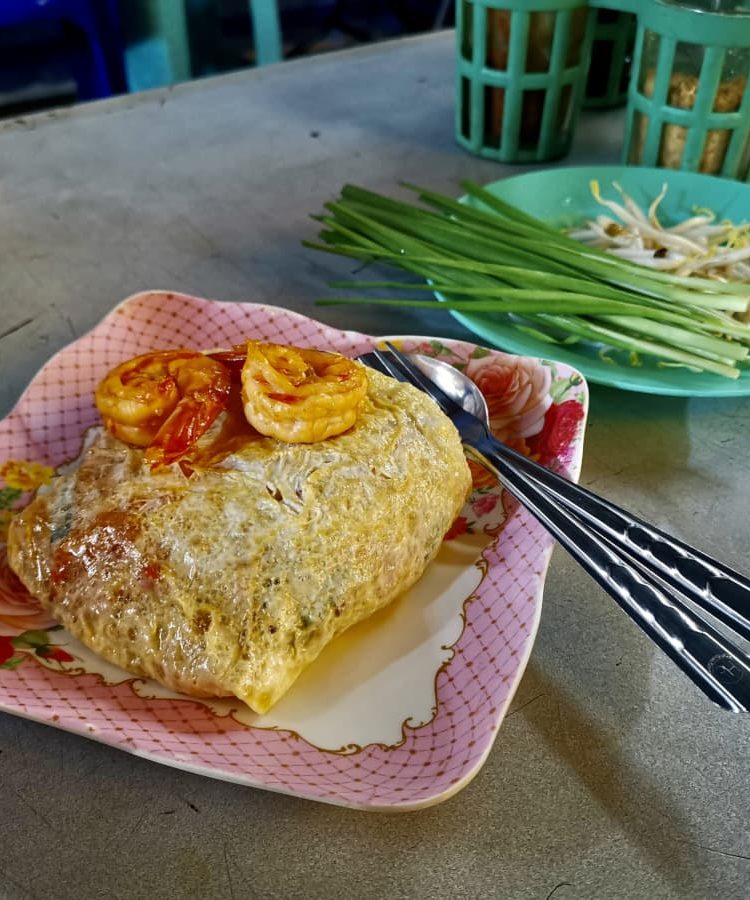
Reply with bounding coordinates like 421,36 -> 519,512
623,0 -> 750,179
455,0 -> 596,162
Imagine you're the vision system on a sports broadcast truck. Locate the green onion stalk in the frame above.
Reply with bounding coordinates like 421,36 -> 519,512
303,181 -> 750,379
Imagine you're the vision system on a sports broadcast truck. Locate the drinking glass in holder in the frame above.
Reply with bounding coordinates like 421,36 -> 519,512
622,0 -> 750,179
455,0 -> 596,162
585,7 -> 637,108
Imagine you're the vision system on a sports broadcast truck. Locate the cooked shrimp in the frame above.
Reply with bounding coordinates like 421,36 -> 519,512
95,350 -> 232,467
215,341 -> 367,443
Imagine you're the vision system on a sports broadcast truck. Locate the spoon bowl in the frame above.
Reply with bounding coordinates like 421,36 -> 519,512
409,354 -> 490,423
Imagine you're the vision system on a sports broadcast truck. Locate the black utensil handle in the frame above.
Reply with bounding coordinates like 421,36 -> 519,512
469,437 -> 750,713
484,432 -> 750,643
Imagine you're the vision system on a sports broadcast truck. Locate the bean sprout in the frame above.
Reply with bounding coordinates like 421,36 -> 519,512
569,180 -> 750,284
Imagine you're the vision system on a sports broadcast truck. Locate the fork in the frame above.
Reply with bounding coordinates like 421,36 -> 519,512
361,343 -> 750,713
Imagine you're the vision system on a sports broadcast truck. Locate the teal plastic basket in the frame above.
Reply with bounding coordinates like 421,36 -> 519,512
584,8 -> 637,108
455,0 -> 596,162
622,0 -> 750,179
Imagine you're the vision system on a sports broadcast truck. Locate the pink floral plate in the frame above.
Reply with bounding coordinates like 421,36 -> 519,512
0,291 -> 588,811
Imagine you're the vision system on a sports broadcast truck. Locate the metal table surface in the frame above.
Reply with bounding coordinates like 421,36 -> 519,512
0,31 -> 748,900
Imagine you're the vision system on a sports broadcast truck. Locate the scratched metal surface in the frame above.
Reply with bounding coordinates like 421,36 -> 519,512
0,32 -> 748,900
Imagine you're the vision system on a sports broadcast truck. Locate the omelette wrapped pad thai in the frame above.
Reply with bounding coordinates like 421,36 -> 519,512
7,342 -> 471,713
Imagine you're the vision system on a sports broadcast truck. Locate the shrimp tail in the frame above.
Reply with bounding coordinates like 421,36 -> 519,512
207,345 -> 248,382
146,385 -> 232,469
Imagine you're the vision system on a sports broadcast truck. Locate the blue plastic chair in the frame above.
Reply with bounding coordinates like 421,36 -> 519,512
0,0 -> 126,100
123,1 -> 283,92
250,1 -> 282,66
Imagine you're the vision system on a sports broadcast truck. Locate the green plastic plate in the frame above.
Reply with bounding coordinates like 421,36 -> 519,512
448,166 -> 750,397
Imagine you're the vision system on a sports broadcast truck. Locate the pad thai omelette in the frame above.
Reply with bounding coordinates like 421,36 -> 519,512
7,341 -> 471,713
